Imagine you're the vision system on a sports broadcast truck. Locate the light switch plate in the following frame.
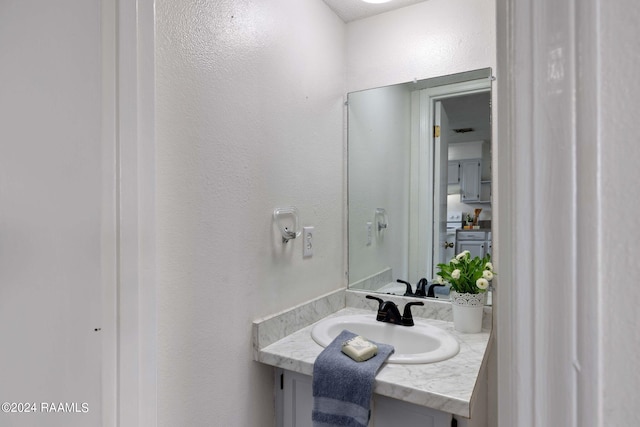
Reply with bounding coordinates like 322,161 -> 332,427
303,226 -> 314,257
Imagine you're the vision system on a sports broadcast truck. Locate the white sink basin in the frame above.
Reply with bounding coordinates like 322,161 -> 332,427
311,314 -> 460,364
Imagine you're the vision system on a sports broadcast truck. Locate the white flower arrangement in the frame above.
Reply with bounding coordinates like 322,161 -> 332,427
436,251 -> 495,294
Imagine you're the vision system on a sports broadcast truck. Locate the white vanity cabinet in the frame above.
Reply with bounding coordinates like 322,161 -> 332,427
372,395 -> 452,427
279,369 -> 314,427
255,302 -> 491,427
276,369 -> 480,427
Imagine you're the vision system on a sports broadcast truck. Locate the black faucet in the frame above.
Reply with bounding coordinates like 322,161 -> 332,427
399,277 -> 445,298
401,301 -> 425,326
427,282 -> 446,298
396,279 -> 414,297
415,278 -> 429,297
366,295 -> 424,326
366,295 -> 402,324
397,278 -> 429,298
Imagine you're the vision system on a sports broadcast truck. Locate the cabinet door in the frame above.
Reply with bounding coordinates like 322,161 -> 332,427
457,240 -> 485,259
281,370 -> 313,427
486,240 -> 492,257
460,160 -> 482,202
448,160 -> 460,185
372,395 -> 451,427
277,370 -> 454,427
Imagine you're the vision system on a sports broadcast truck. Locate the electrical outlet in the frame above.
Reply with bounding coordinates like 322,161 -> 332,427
366,222 -> 372,246
303,226 -> 314,257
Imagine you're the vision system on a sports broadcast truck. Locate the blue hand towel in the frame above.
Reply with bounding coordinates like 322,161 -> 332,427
312,329 -> 394,427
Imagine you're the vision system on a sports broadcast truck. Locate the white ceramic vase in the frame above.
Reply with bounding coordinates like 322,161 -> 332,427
450,290 -> 485,333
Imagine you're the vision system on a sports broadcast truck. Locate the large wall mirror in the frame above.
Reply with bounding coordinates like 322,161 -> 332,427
347,68 -> 493,302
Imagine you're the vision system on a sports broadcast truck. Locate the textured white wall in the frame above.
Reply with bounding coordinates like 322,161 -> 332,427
156,0 -> 497,424
155,0 -> 345,425
346,0 -> 496,92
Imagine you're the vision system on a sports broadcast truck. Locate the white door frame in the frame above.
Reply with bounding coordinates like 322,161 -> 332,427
408,79 -> 492,282
103,1 -> 156,425
495,0 -> 601,424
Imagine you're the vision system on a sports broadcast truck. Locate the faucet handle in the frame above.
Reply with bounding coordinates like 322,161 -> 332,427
427,283 -> 446,298
365,295 -> 384,310
396,279 -> 414,296
367,295 -> 401,323
414,278 -> 429,297
401,301 -> 424,326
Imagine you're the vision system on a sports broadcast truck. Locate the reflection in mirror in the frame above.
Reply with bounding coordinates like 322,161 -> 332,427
347,69 -> 493,304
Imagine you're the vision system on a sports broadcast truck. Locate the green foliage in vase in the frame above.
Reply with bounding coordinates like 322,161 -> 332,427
435,251 -> 495,294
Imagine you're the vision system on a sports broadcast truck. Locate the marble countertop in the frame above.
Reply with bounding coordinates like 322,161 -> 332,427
255,305 -> 491,418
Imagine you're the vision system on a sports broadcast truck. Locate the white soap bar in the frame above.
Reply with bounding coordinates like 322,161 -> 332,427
341,335 -> 378,362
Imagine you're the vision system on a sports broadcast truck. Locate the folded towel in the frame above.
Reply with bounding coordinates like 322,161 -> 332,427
312,330 -> 394,427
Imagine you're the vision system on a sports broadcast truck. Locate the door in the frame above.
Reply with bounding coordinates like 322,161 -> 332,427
0,1 -> 113,425
433,102 -> 450,272
444,230 -> 456,261
410,80 -> 491,283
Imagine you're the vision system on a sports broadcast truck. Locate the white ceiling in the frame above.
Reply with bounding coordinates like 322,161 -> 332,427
322,0 -> 429,22
442,92 -> 492,143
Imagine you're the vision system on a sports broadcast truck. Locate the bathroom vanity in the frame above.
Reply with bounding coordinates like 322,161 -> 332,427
253,289 -> 492,427
279,369 -> 453,427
